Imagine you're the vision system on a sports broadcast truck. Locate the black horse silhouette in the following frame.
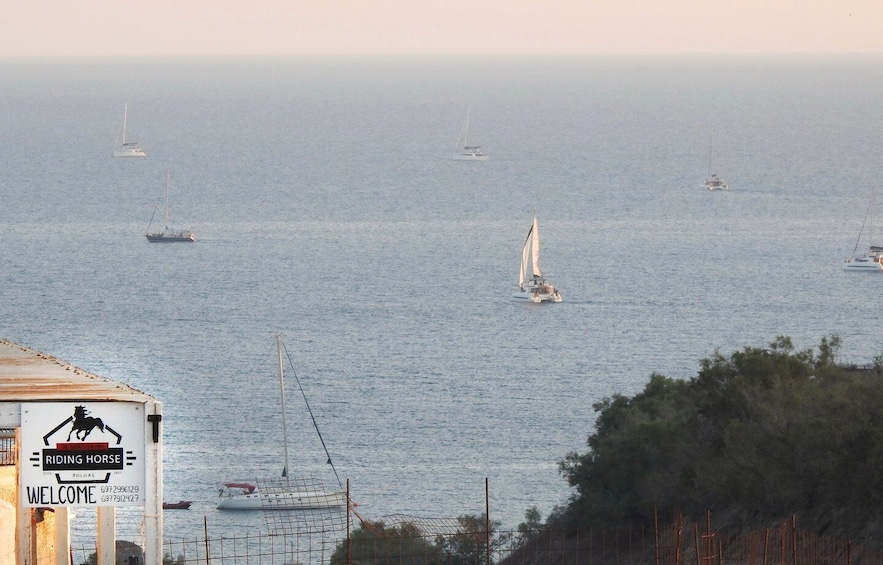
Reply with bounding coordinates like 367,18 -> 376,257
67,406 -> 105,441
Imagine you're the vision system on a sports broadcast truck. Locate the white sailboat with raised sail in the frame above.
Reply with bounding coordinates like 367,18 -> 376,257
145,172 -> 195,242
452,106 -> 489,161
112,103 -> 147,157
703,130 -> 727,190
512,215 -> 562,303
843,189 -> 883,272
217,335 -> 346,510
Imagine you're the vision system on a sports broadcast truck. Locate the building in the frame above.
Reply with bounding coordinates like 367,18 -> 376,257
0,339 -> 163,565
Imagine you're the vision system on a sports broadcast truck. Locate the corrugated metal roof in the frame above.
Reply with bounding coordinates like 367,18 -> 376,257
0,338 -> 155,402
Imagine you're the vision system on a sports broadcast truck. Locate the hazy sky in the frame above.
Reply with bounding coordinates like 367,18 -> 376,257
3,0 -> 882,58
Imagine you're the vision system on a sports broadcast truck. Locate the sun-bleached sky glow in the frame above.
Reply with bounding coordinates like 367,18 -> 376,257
2,0 -> 882,58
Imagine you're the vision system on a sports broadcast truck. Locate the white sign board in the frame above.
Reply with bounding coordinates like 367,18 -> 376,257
21,402 -> 146,507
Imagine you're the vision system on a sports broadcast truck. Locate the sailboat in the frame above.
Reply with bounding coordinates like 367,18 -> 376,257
703,130 -> 728,190
512,215 -> 562,303
217,335 -> 347,510
843,189 -> 883,272
112,103 -> 147,157
452,106 -> 489,161
145,172 -> 195,242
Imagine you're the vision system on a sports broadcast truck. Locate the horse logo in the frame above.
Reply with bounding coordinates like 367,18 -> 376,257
67,405 -> 105,441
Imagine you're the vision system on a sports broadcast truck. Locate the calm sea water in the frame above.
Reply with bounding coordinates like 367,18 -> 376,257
2,54 -> 883,540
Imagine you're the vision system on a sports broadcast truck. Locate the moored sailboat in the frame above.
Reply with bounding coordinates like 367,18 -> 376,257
512,215 -> 562,303
145,172 -> 195,243
217,335 -> 346,510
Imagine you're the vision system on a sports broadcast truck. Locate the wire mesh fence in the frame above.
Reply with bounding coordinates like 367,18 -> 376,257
67,511 -> 883,565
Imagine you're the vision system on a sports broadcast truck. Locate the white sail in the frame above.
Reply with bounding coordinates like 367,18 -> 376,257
530,216 -> 542,277
519,222 -> 532,290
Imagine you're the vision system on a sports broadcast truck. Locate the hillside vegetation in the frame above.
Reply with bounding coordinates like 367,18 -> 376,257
555,335 -> 883,543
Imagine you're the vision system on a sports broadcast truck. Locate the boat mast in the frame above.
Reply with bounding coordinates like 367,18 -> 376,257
163,172 -> 171,232
463,105 -> 471,147
707,130 -> 714,178
122,103 -> 128,145
277,334 -> 291,478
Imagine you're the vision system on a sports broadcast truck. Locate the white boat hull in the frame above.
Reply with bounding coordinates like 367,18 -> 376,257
217,489 -> 346,510
453,152 -> 489,161
113,147 -> 147,157
512,289 -> 562,303
704,176 -> 728,190
842,256 -> 883,271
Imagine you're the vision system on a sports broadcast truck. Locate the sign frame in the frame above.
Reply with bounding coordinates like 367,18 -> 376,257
21,402 -> 146,508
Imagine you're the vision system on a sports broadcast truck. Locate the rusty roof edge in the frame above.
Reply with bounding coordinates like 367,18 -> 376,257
0,338 -> 157,403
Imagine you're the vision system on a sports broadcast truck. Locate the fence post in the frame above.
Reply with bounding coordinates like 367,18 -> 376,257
346,479 -> 351,565
485,478 -> 490,565
203,516 -> 210,565
654,508 -> 659,565
674,513 -> 683,565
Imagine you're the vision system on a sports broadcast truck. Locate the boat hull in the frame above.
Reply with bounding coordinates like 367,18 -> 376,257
113,149 -> 147,157
512,290 -> 563,303
217,489 -> 346,510
146,232 -> 195,243
842,257 -> 883,272
453,153 -> 489,161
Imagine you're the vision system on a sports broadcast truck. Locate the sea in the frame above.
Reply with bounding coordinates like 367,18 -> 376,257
2,54 -> 883,543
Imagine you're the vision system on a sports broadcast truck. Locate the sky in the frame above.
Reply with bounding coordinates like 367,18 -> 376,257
2,0 -> 882,58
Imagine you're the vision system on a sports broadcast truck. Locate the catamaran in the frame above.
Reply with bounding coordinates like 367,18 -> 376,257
703,130 -> 727,190
512,215 -> 562,303
843,190 -> 883,272
452,106 -> 489,161
112,103 -> 147,157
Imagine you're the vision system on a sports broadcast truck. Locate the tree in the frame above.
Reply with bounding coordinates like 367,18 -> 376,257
330,514 -> 500,565
329,520 -> 439,565
515,507 -> 543,547
435,514 -> 499,565
557,335 -> 883,536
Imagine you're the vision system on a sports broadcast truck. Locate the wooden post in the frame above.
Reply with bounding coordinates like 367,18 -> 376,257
15,427 -> 35,565
96,506 -> 115,565
54,507 -> 70,565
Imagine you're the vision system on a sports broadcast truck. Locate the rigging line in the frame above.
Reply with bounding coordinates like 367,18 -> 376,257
281,341 -> 343,489
145,197 -> 161,233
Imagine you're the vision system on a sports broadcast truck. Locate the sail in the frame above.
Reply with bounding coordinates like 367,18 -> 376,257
530,216 -> 542,277
519,222 -> 533,289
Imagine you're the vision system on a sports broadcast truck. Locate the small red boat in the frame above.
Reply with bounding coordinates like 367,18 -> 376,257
162,500 -> 192,510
